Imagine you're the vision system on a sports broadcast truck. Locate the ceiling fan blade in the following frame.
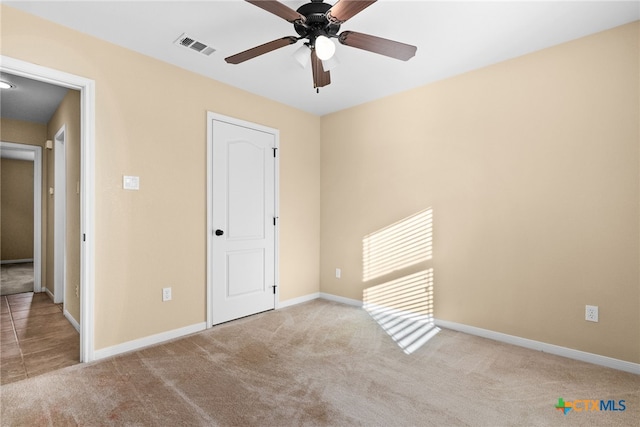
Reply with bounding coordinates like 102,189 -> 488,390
338,31 -> 417,61
246,0 -> 306,23
225,36 -> 298,64
311,50 -> 331,88
327,0 -> 377,24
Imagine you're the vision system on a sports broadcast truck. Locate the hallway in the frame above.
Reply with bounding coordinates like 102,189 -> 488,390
0,262 -> 34,296
1,292 -> 79,385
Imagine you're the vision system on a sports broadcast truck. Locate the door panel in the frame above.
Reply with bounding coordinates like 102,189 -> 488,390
227,249 -> 265,297
227,140 -> 265,240
211,119 -> 276,325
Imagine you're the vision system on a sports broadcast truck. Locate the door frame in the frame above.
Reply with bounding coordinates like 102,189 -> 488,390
53,125 -> 66,304
1,55 -> 96,362
206,112 -> 280,328
0,141 -> 43,293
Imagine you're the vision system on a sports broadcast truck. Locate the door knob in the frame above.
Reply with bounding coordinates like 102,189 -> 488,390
215,229 -> 224,236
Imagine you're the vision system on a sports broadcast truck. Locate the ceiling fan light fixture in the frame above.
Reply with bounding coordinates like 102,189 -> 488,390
321,54 -> 339,72
315,35 -> 335,61
227,0 -> 418,89
293,44 -> 311,68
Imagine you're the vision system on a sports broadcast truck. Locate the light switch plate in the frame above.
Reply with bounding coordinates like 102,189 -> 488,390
123,175 -> 140,190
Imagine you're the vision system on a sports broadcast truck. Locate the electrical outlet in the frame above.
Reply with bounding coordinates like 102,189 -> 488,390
585,305 -> 598,322
162,287 -> 172,302
335,268 -> 341,279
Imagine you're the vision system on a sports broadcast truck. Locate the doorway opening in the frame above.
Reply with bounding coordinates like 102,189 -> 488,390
0,142 -> 42,294
1,55 -> 96,363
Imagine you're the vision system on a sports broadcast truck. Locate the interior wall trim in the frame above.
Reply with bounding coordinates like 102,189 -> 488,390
87,291 -> 640,374
64,309 -> 80,333
435,319 -> 640,375
278,292 -> 320,309
293,292 -> 639,374
319,292 -> 362,307
93,322 -> 207,361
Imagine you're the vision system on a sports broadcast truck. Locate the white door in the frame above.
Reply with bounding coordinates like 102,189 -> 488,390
209,116 -> 277,326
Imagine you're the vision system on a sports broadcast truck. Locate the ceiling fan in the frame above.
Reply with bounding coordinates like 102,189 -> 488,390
225,0 -> 417,91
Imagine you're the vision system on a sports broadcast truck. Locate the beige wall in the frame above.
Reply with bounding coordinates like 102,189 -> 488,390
0,118 -> 47,285
1,158 -> 34,260
3,5 -> 636,365
46,89 -> 81,322
0,118 -> 46,147
321,22 -> 639,363
1,5 -> 320,350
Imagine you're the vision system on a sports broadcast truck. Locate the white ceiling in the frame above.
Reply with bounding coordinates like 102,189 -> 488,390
3,1 -> 639,116
0,72 -> 69,123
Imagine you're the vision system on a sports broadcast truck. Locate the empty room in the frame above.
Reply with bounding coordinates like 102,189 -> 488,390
1,1 -> 638,425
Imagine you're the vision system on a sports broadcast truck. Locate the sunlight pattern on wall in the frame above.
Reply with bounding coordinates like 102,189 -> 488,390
362,209 -> 433,282
363,269 -> 439,354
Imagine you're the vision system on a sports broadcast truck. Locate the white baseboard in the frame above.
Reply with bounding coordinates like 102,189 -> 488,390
320,292 -> 362,307
93,322 -> 207,361
87,294 -> 637,374
435,319 -> 640,375
44,287 -> 54,299
64,309 -> 80,333
278,292 -> 320,309
277,292 -> 362,308
1,259 -> 34,264
93,293 -> 354,362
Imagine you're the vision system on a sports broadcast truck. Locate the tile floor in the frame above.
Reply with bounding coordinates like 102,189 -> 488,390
1,292 -> 79,385
0,263 -> 34,296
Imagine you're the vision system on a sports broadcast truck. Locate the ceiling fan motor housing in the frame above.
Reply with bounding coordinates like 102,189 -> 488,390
294,0 -> 341,44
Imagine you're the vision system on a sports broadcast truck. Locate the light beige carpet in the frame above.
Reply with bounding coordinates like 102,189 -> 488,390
0,263 -> 34,296
1,299 -> 638,426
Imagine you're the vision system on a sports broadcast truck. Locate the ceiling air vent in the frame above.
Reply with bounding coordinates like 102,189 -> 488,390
174,33 -> 216,56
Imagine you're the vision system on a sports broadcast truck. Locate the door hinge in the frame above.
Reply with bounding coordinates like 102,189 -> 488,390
272,284 -> 277,294
83,234 -> 86,242
273,217 -> 278,226
273,147 -> 277,158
